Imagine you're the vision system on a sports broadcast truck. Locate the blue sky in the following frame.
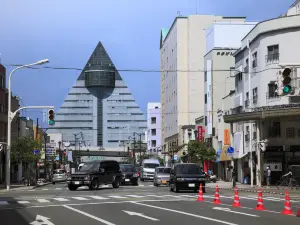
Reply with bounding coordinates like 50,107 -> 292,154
0,0 -> 294,128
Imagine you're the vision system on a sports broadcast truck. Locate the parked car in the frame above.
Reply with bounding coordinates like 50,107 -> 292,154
154,167 -> 171,186
120,164 -> 139,185
140,159 -> 160,181
52,169 -> 67,185
67,160 -> 122,191
169,163 -> 206,193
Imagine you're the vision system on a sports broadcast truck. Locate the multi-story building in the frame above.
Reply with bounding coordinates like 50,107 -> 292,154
285,0 -> 300,16
48,42 -> 147,151
224,14 -> 300,186
203,21 -> 257,176
146,103 -> 161,154
160,15 -> 246,157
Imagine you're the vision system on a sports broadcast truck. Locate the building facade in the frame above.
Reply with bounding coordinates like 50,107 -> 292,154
224,14 -> 300,186
48,42 -> 147,151
160,15 -> 246,157
146,103 -> 161,154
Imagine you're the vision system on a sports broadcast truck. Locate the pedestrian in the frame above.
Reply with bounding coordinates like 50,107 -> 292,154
266,166 -> 271,188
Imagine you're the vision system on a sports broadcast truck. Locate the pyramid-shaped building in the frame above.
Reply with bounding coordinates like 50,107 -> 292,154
48,42 -> 147,149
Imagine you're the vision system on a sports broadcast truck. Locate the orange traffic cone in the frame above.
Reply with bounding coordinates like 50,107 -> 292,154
213,185 -> 221,204
255,188 -> 265,210
232,187 -> 241,207
281,190 -> 293,215
197,183 -> 204,201
296,208 -> 300,217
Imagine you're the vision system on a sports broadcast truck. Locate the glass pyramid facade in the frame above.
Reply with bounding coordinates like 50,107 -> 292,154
47,42 -> 147,149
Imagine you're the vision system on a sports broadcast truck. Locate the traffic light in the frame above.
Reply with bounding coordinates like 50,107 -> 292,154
48,109 -> 55,125
277,68 -> 292,95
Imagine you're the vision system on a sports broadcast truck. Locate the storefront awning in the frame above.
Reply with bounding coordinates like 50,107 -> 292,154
219,145 -> 231,161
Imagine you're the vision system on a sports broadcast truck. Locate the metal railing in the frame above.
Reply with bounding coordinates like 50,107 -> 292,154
265,53 -> 279,65
266,92 -> 280,101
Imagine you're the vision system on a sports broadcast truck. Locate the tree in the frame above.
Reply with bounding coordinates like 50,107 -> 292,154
187,140 -> 216,165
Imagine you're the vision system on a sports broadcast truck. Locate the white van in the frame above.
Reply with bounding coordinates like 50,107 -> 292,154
140,159 -> 160,181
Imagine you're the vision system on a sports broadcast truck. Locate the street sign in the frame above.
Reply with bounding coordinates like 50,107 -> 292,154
227,146 -> 234,154
33,149 -> 39,156
30,215 -> 54,225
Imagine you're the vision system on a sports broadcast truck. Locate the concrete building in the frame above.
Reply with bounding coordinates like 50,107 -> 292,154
224,14 -> 300,186
146,103 -> 161,154
285,0 -> 300,16
160,15 -> 246,157
47,42 -> 147,152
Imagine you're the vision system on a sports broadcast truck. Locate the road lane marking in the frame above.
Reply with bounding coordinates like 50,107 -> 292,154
55,188 -> 62,190
89,196 -> 109,200
108,195 -> 127,199
213,207 -> 259,217
133,202 -> 238,225
53,198 -> 69,202
42,189 -> 49,191
71,197 -> 89,200
63,205 -> 116,225
0,201 -> 8,205
37,199 -> 50,203
17,201 -> 30,204
123,210 -> 159,221
125,195 -> 144,198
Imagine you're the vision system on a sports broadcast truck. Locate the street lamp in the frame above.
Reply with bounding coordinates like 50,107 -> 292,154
6,59 -> 49,191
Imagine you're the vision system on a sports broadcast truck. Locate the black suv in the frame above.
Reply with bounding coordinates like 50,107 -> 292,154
169,163 -> 206,193
120,164 -> 139,185
67,160 -> 122,191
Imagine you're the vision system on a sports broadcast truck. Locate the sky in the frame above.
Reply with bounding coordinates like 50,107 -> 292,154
0,0 -> 295,129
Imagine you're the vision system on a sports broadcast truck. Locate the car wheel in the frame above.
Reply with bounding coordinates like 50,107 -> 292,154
89,179 -> 98,190
112,178 -> 120,188
140,178 -> 144,182
174,184 -> 179,193
169,184 -> 174,192
68,185 -> 77,191
52,182 -> 55,185
133,181 -> 139,186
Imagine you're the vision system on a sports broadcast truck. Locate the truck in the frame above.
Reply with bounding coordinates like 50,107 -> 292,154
140,159 -> 160,181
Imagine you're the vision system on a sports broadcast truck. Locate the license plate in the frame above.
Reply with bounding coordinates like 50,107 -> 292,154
162,180 -> 166,184
125,179 -> 130,182
74,181 -> 80,185
188,183 -> 195,187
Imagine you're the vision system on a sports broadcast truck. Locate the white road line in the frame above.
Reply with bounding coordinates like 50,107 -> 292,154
53,198 -> 69,202
28,190 -> 35,192
125,195 -> 144,198
213,207 -> 259,217
89,196 -> 109,200
42,189 -> 49,191
162,195 -> 182,198
0,201 -> 8,205
146,195 -> 165,198
37,199 -> 50,203
138,184 -> 145,186
108,195 -> 127,199
17,201 -> 30,204
63,205 -> 115,225
71,197 -> 89,201
55,188 -> 62,190
133,202 -> 238,225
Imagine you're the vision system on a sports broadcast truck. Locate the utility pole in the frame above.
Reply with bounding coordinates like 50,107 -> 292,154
43,133 -> 47,181
35,118 -> 39,183
133,137 -> 136,166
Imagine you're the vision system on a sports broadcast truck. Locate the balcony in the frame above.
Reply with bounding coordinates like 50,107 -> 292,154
265,53 -> 279,65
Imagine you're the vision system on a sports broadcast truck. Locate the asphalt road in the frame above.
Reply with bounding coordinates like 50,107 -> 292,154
0,182 -> 299,225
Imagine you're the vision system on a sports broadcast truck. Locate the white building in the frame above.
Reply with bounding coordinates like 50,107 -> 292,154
146,103 -> 162,154
160,15 -> 246,156
224,14 -> 300,186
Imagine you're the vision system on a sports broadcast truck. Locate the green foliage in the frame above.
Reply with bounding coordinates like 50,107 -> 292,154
11,136 -> 42,163
187,140 -> 216,164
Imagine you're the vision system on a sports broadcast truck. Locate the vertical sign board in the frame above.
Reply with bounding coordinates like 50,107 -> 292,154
223,129 -> 230,145
206,60 -> 213,135
197,126 -> 203,142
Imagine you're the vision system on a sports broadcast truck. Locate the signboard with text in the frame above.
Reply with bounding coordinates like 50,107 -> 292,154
197,126 -> 204,142
224,129 -> 231,145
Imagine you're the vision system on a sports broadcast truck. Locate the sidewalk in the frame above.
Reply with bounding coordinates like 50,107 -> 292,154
206,181 -> 300,195
0,182 -> 51,192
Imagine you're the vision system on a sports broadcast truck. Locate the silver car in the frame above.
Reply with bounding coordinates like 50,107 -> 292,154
153,167 -> 171,186
52,169 -> 67,184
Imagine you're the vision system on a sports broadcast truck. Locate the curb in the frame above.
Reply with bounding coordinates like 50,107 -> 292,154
0,182 -> 52,192
206,186 -> 286,195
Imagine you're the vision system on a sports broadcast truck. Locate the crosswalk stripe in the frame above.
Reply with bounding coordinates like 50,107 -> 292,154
89,196 -> 109,200
108,195 -> 127,199
125,195 -> 144,198
17,201 -> 30,204
0,201 -> 8,205
72,197 -> 89,200
138,184 -> 145,186
37,199 -> 50,203
53,198 -> 69,202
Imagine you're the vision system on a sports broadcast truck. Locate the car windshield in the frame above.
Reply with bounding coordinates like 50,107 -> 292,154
144,163 -> 159,168
120,165 -> 136,172
79,163 -> 98,172
156,168 -> 171,174
176,164 -> 202,174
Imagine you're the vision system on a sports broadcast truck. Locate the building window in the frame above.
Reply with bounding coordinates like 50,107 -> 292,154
205,116 -> 207,126
204,72 -> 207,82
268,121 -> 281,137
267,82 -> 279,99
245,126 -> 250,142
252,52 -> 257,68
204,94 -> 207,104
286,127 -> 295,138
266,45 -> 279,64
245,92 -> 249,107
151,117 -> 156,124
253,124 -> 257,140
151,129 -> 156,136
244,59 -> 249,73
253,87 -> 258,104
151,140 -> 156,147
0,76 -> 4,89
